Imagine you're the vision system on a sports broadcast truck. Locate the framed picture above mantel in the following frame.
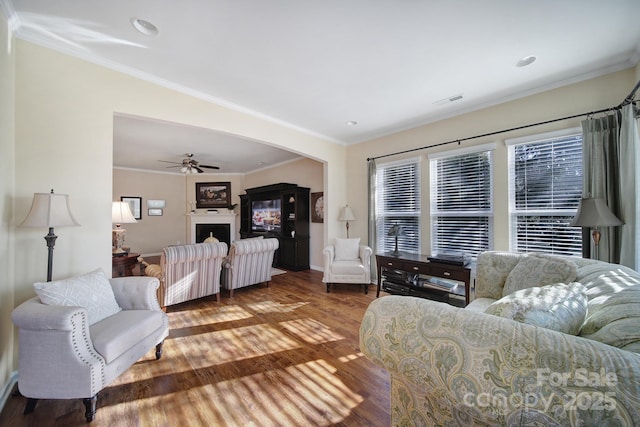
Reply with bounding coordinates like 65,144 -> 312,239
196,182 -> 231,209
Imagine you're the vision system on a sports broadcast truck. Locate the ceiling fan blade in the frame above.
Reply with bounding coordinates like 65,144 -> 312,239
199,164 -> 220,170
165,165 -> 181,168
194,166 -> 204,173
158,160 -> 181,165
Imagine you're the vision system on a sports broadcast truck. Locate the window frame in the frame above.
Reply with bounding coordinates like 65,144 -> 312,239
374,157 -> 421,254
506,127 -> 583,255
429,143 -> 495,259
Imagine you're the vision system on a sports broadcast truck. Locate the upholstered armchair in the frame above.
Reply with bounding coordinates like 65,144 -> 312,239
157,242 -> 228,307
222,237 -> 279,297
323,238 -> 372,294
11,271 -> 169,422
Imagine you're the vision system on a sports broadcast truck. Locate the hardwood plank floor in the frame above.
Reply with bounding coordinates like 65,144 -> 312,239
1,269 -> 390,426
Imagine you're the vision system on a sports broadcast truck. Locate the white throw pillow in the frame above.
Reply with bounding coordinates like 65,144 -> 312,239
503,253 -> 577,297
34,268 -> 122,325
485,282 -> 588,335
334,238 -> 360,261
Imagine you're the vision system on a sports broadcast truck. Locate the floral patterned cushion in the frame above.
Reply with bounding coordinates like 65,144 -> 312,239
485,282 -> 588,335
503,253 -> 577,297
475,251 -> 523,299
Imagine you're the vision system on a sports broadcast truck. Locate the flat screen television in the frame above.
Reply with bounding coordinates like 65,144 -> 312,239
251,199 -> 281,232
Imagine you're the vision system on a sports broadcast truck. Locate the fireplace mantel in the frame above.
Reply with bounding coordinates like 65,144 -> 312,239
187,213 -> 237,245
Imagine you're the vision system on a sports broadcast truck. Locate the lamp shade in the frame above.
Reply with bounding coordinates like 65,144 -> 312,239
20,191 -> 80,228
569,197 -> 623,227
338,205 -> 356,221
112,201 -> 137,224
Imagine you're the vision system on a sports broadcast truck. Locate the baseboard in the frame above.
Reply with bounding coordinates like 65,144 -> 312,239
310,264 -> 323,272
140,252 -> 162,258
0,371 -> 18,414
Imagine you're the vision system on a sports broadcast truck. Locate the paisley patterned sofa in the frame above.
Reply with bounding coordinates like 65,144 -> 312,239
360,251 -> 640,426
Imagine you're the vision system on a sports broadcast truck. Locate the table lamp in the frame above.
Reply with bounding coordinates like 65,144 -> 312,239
20,189 -> 80,281
569,196 -> 623,259
112,201 -> 137,256
387,223 -> 404,255
338,205 -> 356,238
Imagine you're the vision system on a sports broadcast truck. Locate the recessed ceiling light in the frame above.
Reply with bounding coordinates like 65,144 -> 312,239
516,55 -> 537,67
346,121 -> 358,126
131,18 -> 159,36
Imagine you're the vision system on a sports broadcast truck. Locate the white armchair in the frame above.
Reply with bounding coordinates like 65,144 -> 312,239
323,238 -> 373,294
11,271 -> 169,422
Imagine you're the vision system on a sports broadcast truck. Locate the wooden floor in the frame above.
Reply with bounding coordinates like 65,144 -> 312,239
1,269 -> 391,426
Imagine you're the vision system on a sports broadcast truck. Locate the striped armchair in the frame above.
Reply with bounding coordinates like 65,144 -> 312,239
222,238 -> 279,297
157,242 -> 228,307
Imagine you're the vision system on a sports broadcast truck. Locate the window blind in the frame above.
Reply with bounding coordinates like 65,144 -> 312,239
375,158 -> 421,253
508,132 -> 583,255
430,146 -> 494,258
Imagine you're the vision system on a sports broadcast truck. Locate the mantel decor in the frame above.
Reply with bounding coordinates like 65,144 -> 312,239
196,182 -> 231,209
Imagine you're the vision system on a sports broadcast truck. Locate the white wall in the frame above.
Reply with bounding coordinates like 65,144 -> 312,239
113,168 -> 246,254
0,5 -> 16,406
346,68 -> 639,253
10,39 -> 346,392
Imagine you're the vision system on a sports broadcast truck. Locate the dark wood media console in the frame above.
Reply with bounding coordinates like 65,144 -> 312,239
376,252 -> 471,307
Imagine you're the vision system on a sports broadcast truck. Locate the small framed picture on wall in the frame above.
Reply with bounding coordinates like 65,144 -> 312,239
121,196 -> 142,220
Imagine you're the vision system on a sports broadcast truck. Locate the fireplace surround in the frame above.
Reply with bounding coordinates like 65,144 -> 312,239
187,213 -> 237,247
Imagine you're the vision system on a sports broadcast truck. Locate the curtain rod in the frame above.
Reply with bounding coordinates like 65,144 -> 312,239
367,79 -> 640,162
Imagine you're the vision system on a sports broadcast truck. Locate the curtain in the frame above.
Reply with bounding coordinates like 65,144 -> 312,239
581,113 -> 621,263
368,158 -> 377,281
581,103 -> 639,269
619,104 -> 640,270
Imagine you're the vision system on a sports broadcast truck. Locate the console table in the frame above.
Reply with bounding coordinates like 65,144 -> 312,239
112,252 -> 140,277
376,252 -> 471,306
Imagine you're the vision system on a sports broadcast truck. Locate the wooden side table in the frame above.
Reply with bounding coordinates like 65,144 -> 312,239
112,253 -> 140,277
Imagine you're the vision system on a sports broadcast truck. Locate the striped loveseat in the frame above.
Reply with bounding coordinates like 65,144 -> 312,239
222,237 -> 279,297
155,242 -> 228,307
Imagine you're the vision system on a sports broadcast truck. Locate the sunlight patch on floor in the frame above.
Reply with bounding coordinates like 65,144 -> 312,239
280,318 -> 345,344
246,300 -> 309,314
174,324 -> 301,367
338,352 -> 365,363
168,305 -> 254,328
211,359 -> 363,426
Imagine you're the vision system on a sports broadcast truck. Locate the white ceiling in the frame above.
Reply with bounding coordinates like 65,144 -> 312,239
5,0 -> 640,173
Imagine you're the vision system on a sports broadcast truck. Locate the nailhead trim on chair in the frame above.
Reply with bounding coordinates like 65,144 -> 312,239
69,311 -> 105,394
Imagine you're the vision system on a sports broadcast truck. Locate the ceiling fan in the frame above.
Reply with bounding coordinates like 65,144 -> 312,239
158,153 -> 220,174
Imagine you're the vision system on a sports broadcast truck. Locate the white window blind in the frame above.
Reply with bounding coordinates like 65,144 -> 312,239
375,158 -> 421,254
507,130 -> 583,255
429,144 -> 494,258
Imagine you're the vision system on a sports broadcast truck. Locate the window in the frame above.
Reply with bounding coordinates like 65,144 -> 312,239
429,143 -> 494,258
507,128 -> 583,255
375,158 -> 421,254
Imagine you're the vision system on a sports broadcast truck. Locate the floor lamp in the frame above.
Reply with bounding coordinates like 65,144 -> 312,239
570,196 -> 623,259
20,189 -> 80,282
338,205 -> 356,238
